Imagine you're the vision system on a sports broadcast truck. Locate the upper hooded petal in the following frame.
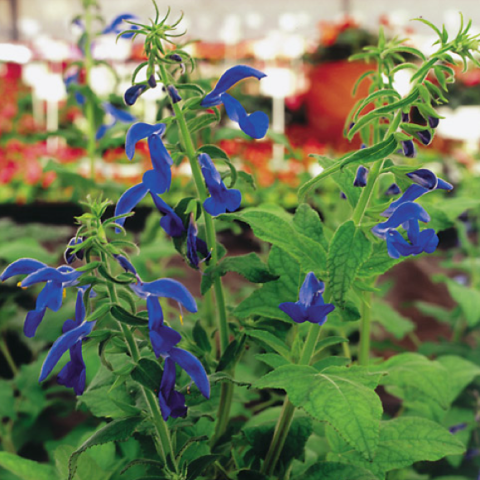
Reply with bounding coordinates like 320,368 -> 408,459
168,347 -> 210,399
148,132 -> 173,170
102,13 -> 138,35
135,279 -> 197,313
147,295 -> 164,331
143,168 -> 171,195
114,183 -> 149,231
125,123 -> 166,160
381,184 -> 429,217
124,84 -> 147,106
21,267 -> 82,288
102,102 -> 136,124
24,308 -> 47,338
299,272 -> 325,308
0,258 -> 46,282
39,321 -> 94,382
406,169 -> 438,190
201,65 -> 267,107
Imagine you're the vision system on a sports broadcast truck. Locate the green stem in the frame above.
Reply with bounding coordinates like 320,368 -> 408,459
0,336 -> 18,376
100,253 -> 176,470
261,323 -> 322,476
83,4 -> 97,180
358,291 -> 372,365
157,65 -> 233,441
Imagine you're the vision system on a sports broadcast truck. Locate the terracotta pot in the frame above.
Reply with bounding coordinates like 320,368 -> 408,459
305,61 -> 373,151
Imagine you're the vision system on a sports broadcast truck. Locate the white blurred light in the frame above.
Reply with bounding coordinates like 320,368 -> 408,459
309,163 -> 324,177
260,67 -> 296,98
253,32 -> 281,61
19,18 -> 41,38
281,35 -> 305,59
34,36 -> 70,61
279,13 -> 298,32
393,69 -> 412,97
90,65 -> 116,96
34,73 -> 67,102
0,43 -> 32,64
22,62 -> 49,87
436,106 -> 480,142
93,35 -> 131,61
220,14 -> 242,45
245,12 -> 263,29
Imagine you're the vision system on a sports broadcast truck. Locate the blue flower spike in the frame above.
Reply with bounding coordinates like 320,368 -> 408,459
201,65 -> 269,139
279,272 -> 335,325
199,153 -> 241,217
353,165 -> 368,188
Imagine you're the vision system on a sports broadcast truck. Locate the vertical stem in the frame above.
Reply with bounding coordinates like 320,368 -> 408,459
0,336 -> 18,376
157,65 -> 233,441
261,323 -> 323,476
358,291 -> 372,365
100,253 -> 176,470
83,3 -> 97,180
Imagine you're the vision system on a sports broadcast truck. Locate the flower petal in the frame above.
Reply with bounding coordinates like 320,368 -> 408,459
381,184 -> 429,217
21,267 -> 81,288
222,93 -> 268,139
137,279 -> 197,313
57,342 -> 86,395
114,183 -> 148,231
305,304 -> 335,325
143,168 -> 171,195
279,302 -> 307,323
102,102 -> 136,124
201,65 -> 266,107
299,272 -> 325,307
125,123 -> 166,160
147,295 -> 164,331
124,84 -> 147,106
24,308 -> 46,338
150,194 -> 185,237
353,165 -> 368,187
0,258 -> 46,282
168,347 -> 210,398
406,169 -> 438,190
102,13 -> 138,35
39,321 -> 94,382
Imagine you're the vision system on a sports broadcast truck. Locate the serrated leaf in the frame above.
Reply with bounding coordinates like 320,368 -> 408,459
187,113 -> 217,134
314,336 -> 348,354
201,253 -> 278,295
255,353 -> 290,369
234,247 -> 299,321
358,242 -> 402,278
245,329 -> 290,358
110,305 -> 148,327
327,417 -> 465,479
219,209 -> 326,274
255,365 -> 383,460
437,355 -> 480,403
292,203 -> 329,250
327,221 -> 371,306
0,452 -> 56,480
68,416 -> 143,480
443,278 -> 480,327
186,454 -> 222,480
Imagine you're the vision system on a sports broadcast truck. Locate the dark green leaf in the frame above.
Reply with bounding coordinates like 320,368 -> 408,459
131,358 -> 163,391
111,305 -> 148,327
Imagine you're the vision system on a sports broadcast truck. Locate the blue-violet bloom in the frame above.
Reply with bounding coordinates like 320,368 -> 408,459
199,153 -> 241,216
201,65 -> 269,139
353,165 -> 368,187
96,102 -> 136,140
158,357 -> 188,420
279,272 -> 335,324
64,237 -> 84,265
385,183 -> 401,196
124,84 -> 147,106
102,14 -> 139,39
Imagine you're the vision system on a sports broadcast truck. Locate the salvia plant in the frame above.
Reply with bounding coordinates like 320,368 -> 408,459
4,3 -> 480,480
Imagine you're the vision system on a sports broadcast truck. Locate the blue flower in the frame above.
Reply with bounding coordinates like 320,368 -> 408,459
186,214 -> 211,269
130,278 -> 210,403
385,183 -> 401,196
64,237 -> 84,265
124,84 -> 147,106
158,357 -> 188,420
353,165 -> 368,187
96,102 -> 136,140
1,260 -> 83,337
428,116 -> 440,129
114,254 -> 140,280
102,14 -> 139,39
416,130 -> 432,146
150,194 -> 185,237
449,422 -> 468,434
201,65 -> 269,139
401,140 -> 416,158
55,288 -> 91,395
166,85 -> 182,104
64,70 -> 85,105
279,272 -> 335,325
114,123 -> 174,231
199,153 -> 241,216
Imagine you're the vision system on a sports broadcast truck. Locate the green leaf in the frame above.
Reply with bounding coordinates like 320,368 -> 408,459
353,89 -> 401,121
234,247 -> 299,322
327,417 -> 465,479
327,221 -> 371,306
68,417 -> 143,480
216,335 -> 246,372
255,365 -> 383,460
375,353 -> 451,409
85,303 -> 112,322
303,462 -> 378,480
0,380 -> 16,420
110,305 -> 148,327
443,278 -> 480,327
193,320 -> 211,353
437,355 -> 480,403
314,336 -> 348,355
0,452 -> 56,480
131,358 -> 163,391
55,445 -> 110,480
292,203 -> 329,250
201,253 -> 278,295
371,300 -> 415,340
197,144 -> 229,161
245,329 -> 291,359
219,208 -> 326,274
187,113 -> 217,134
186,454 -> 222,480
358,242 -> 402,278
255,353 -> 290,369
